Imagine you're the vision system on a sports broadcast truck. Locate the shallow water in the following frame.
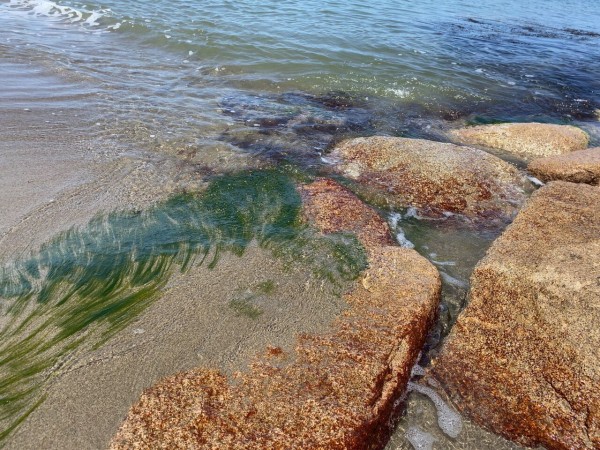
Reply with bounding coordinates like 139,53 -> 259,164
1,0 -> 599,448
2,0 -> 599,158
0,170 -> 366,440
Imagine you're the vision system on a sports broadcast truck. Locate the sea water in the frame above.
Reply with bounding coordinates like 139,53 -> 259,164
1,0 -> 599,153
1,0 -> 598,448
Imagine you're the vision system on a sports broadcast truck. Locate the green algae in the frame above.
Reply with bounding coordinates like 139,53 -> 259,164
256,280 -> 275,295
228,298 -> 264,319
0,170 -> 367,442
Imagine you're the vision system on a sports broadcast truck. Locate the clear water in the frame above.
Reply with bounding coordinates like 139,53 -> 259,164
1,0 -> 599,157
1,0 -> 599,448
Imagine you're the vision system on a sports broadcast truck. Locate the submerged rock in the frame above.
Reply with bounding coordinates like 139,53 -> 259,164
299,178 -> 394,252
110,179 -> 441,449
431,181 -> 600,450
528,147 -> 600,185
328,136 -> 530,225
450,122 -> 589,159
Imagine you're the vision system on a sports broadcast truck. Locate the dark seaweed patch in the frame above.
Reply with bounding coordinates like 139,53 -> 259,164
218,91 -> 373,165
563,28 -> 600,38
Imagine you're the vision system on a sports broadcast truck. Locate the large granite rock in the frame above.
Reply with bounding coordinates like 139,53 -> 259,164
450,122 -> 589,159
110,179 -> 441,450
528,147 -> 600,185
329,136 -> 530,225
431,181 -> 600,450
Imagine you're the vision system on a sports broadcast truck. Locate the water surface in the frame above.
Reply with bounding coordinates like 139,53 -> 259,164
1,0 -> 599,448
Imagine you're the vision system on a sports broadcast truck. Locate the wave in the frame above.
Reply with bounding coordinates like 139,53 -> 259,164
6,0 -> 116,28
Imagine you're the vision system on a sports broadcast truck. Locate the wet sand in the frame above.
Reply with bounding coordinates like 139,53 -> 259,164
0,61 -> 349,449
0,108 -> 94,252
0,108 -> 208,263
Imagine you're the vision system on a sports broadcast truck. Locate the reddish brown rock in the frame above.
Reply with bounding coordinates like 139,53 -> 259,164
431,181 -> 600,450
450,122 -> 589,159
528,147 -> 600,185
329,136 -> 530,225
110,179 -> 441,450
299,178 -> 394,252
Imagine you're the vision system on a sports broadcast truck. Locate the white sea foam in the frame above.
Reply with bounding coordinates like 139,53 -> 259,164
84,10 -> 103,27
439,271 -> 468,288
405,426 -> 436,450
388,212 -> 415,249
385,88 -> 410,98
408,382 -> 463,438
431,259 -> 457,267
389,212 -> 402,228
527,175 -> 544,186
8,0 -> 111,28
395,228 -> 415,249
404,207 -> 420,219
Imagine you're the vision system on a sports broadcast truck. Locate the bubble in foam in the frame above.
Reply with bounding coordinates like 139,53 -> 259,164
405,426 -> 436,450
408,382 -> 463,438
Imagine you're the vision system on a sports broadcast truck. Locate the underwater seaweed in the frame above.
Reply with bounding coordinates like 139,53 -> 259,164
0,170 -> 367,441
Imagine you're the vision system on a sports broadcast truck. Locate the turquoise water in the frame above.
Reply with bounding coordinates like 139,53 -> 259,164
1,0 -> 599,159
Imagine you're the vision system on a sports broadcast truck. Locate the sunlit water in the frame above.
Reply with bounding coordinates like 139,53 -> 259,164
1,0 -> 599,155
1,0 -> 599,448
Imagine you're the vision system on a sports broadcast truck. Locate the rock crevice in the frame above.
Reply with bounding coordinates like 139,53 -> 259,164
431,181 -> 600,450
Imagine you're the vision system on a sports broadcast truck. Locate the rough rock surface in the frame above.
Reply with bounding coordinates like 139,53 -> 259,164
110,179 -> 441,450
450,122 -> 589,159
431,181 -> 600,450
329,136 -> 530,225
528,147 -> 600,185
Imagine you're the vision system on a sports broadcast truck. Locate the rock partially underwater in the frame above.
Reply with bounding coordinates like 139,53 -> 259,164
450,122 -> 590,159
431,181 -> 600,450
110,179 -> 441,449
0,171 -> 368,443
528,147 -> 600,185
328,136 -> 530,226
